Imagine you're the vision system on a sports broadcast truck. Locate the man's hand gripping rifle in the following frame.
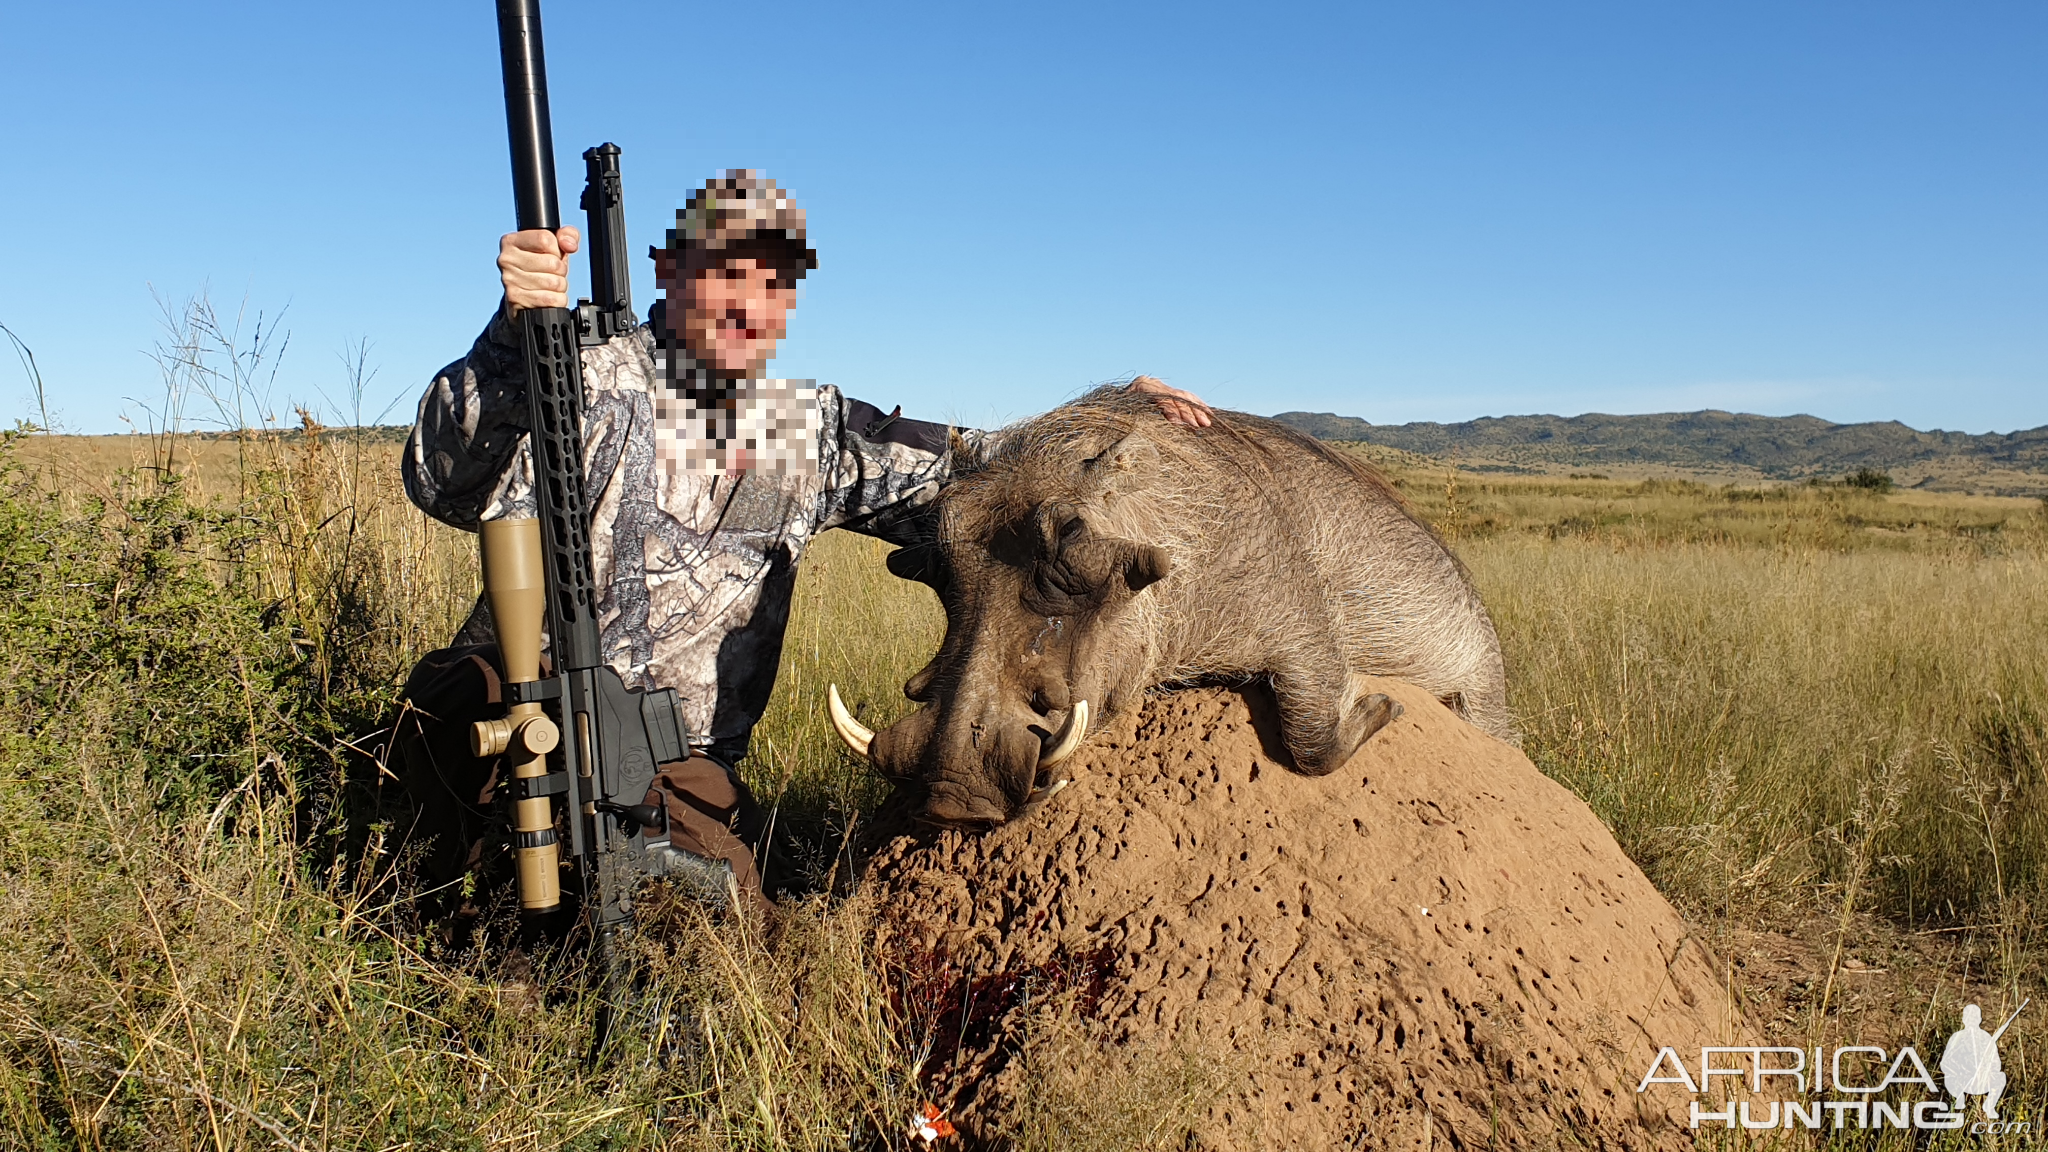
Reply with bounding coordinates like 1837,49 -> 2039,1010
483,0 -> 726,940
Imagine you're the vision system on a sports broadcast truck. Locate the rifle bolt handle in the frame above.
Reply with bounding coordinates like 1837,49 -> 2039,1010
471,714 -> 562,758
597,801 -> 666,834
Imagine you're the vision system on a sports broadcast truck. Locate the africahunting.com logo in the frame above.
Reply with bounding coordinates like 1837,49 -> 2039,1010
1638,1001 -> 2029,1134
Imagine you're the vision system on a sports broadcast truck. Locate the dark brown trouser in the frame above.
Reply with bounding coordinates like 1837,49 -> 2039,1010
394,644 -> 763,918
644,754 -> 763,900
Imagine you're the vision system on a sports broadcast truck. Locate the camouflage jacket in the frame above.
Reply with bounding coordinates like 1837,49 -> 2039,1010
403,301 -> 968,765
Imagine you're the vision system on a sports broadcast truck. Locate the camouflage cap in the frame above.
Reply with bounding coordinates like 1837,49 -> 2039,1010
663,169 -> 817,271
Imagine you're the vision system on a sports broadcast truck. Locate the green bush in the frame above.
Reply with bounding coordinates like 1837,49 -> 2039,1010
0,433 -> 936,1150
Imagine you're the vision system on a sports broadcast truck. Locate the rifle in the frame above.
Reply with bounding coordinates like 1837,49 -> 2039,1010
483,0 -> 711,941
1991,999 -> 2028,1043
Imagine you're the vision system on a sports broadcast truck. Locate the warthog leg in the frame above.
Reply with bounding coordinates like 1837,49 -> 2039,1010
1272,656 -> 1404,776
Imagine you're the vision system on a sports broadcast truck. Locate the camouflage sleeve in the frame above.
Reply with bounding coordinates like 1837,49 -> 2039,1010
817,385 -> 985,546
401,308 -> 532,531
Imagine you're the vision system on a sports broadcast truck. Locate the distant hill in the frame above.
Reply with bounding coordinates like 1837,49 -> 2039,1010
1269,409 -> 2048,494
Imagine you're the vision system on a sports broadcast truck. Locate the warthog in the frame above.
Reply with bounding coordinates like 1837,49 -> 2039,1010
828,388 -> 1514,827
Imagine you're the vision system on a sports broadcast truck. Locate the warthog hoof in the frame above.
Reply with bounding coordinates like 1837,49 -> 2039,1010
1357,692 -> 1403,743
1294,691 -> 1404,777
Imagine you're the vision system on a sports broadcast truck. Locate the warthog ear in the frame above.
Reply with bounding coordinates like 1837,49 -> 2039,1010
1082,429 -> 1158,482
948,426 -> 987,471
1125,544 -> 1170,593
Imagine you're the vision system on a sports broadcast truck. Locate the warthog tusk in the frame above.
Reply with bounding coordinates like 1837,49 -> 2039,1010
1039,699 -> 1089,767
1026,777 -> 1071,806
827,684 -> 873,758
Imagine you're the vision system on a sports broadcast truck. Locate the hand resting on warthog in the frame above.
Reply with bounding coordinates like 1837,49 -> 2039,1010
827,387 -> 1516,827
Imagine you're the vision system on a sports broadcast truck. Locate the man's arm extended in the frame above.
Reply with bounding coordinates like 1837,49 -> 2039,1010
818,392 -> 966,545
818,377 -> 1212,544
1127,375 -> 1211,428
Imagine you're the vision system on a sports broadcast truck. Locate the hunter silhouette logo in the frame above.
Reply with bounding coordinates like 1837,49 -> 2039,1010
1943,1000 -> 2025,1121
1637,999 -> 2031,1133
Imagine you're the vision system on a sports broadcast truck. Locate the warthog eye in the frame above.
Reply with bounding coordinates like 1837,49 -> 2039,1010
1026,537 -> 1170,614
1031,552 -> 1105,610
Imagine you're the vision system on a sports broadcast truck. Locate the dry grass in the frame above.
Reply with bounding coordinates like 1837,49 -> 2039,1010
746,532 -> 942,891
1422,463 -> 2048,1146
0,419 -> 946,1150
4,374 -> 2047,1147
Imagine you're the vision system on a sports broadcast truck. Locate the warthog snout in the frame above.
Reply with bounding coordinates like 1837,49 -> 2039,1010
828,683 -> 1089,826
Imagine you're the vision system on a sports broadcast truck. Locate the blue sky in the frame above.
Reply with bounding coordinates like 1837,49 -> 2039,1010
2,1 -> 2042,435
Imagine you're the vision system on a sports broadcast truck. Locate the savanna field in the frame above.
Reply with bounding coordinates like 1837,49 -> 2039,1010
2,416 -> 2045,1149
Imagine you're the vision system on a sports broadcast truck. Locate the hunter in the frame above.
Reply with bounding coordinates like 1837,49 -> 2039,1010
397,170 -> 1209,913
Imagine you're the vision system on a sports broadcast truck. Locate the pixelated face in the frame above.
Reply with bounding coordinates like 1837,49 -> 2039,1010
654,253 -> 797,376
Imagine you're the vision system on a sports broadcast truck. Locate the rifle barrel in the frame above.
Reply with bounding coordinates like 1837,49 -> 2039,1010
496,0 -> 561,231
1992,998 -> 2029,1043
